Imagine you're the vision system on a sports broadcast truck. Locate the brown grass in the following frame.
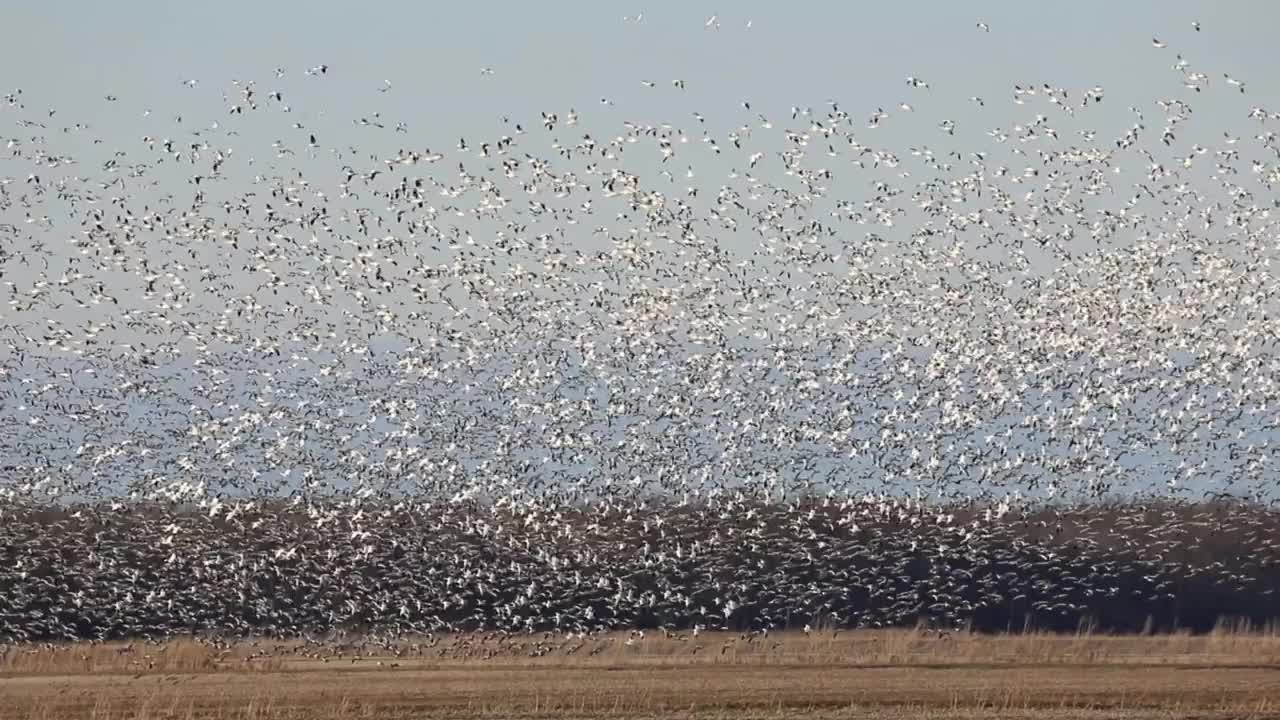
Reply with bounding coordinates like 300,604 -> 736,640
2,629 -> 1280,719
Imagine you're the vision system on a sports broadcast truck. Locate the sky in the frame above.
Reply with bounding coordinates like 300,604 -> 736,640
6,0 -> 1278,292
5,1 -> 1280,165
3,1 -> 1280,505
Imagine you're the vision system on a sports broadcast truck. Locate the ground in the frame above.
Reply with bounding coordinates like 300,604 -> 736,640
2,630 -> 1278,718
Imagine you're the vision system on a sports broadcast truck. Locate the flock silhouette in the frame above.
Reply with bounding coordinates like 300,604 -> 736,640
1,16 -> 1279,644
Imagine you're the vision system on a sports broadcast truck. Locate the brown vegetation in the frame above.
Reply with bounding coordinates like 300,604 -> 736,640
2,629 -> 1280,719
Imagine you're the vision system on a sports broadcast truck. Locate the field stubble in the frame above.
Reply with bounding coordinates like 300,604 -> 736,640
2,628 -> 1280,719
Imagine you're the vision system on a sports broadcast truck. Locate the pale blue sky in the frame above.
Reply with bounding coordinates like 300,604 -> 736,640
4,1 -> 1280,504
6,1 -> 1279,159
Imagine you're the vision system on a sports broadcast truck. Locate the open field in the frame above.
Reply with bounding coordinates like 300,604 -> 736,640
4,630 -> 1280,719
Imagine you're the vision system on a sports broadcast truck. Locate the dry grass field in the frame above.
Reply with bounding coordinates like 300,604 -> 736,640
2,628 -> 1280,719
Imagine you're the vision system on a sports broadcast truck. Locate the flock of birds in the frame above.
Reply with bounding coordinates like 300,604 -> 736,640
2,497 -> 1277,642
2,16 -> 1280,644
